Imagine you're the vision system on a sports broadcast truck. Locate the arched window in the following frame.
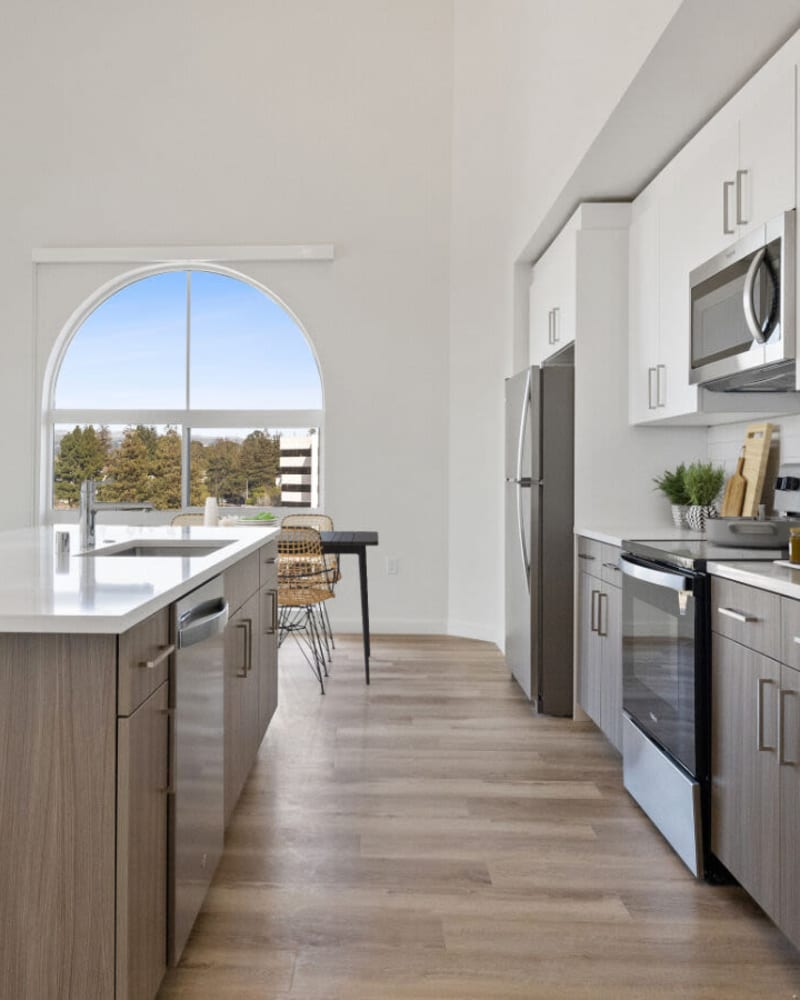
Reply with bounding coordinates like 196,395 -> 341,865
47,268 -> 323,512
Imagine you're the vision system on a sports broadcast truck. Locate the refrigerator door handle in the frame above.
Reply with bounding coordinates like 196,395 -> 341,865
517,481 -> 530,593
515,368 -> 532,593
515,368 -> 532,483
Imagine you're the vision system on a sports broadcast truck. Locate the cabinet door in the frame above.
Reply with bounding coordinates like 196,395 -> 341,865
116,681 -> 169,1000
628,199 -> 660,423
577,571 -> 602,725
780,664 -> 800,949
548,229 -> 576,353
529,254 -> 555,365
258,585 -> 279,742
600,585 -> 622,753
711,636 -> 780,920
658,117 -> 737,419
737,60 -> 796,238
224,594 -> 260,824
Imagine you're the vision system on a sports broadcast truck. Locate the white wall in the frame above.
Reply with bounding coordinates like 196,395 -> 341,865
0,0 -> 454,633
447,0 -> 682,644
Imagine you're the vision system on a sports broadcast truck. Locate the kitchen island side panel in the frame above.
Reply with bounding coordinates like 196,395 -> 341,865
0,633 -> 117,1000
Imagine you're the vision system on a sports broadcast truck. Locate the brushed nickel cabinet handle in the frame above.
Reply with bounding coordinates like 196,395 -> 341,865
552,306 -> 560,343
578,553 -> 596,562
779,689 -> 793,765
723,179 -> 735,235
547,309 -> 554,345
235,620 -> 251,677
736,168 -> 748,226
757,677 -> 776,751
656,364 -> 666,408
590,589 -> 599,633
598,591 -> 608,637
647,367 -> 657,409
602,561 -> 620,572
138,643 -> 175,670
263,590 -> 278,635
718,607 -> 757,624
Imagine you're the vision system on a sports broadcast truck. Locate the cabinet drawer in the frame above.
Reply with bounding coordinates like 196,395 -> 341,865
600,544 -> 622,587
711,577 -> 780,660
259,539 -> 278,590
118,607 -> 172,716
576,536 -> 603,576
781,597 -> 800,670
224,553 -> 260,616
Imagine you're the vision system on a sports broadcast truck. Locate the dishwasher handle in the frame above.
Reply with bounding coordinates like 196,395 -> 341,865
177,598 -> 229,649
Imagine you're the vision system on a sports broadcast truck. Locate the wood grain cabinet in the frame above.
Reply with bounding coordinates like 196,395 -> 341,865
576,538 -> 622,752
0,538 -> 280,1000
116,681 -> 170,1000
710,579 -> 800,950
224,538 -> 279,824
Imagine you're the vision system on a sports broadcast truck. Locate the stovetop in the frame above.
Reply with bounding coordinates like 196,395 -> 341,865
622,537 -> 787,571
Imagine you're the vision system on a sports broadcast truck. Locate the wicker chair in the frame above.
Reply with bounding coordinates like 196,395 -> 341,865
281,513 -> 339,652
170,512 -> 205,526
277,526 -> 335,693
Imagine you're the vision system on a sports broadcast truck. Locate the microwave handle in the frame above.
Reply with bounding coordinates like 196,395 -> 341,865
743,247 -> 770,344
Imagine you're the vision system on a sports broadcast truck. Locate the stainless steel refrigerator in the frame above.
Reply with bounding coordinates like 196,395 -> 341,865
504,365 -> 574,715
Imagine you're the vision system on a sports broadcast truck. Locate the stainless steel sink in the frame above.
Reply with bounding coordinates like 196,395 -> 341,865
84,539 -> 234,558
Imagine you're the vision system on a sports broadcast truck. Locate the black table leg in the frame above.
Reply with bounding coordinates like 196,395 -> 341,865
358,547 -> 370,683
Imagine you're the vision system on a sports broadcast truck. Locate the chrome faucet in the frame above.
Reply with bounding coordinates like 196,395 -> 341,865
79,479 -> 155,549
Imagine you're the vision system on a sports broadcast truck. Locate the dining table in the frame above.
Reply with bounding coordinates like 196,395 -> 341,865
319,530 -> 379,683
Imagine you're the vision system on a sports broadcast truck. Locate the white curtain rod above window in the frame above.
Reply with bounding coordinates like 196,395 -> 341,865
32,244 -> 336,264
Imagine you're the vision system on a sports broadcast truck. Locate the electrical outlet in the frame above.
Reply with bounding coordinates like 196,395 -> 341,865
386,558 -> 399,575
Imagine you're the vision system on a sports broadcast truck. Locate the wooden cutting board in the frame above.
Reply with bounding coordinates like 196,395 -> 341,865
720,450 -> 746,517
740,422 -> 774,517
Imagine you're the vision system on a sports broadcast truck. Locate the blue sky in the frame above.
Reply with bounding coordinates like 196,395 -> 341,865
55,271 -> 322,410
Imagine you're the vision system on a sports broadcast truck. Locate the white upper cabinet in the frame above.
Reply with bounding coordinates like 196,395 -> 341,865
737,60 -> 796,239
529,225 -> 576,366
628,193 -> 660,424
628,39 -> 798,426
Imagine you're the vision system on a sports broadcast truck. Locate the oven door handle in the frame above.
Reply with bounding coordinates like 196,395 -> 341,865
620,557 -> 693,593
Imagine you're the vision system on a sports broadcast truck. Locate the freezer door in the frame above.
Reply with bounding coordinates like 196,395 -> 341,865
505,368 -> 539,482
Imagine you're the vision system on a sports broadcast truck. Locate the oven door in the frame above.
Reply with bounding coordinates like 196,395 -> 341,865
621,557 -> 702,777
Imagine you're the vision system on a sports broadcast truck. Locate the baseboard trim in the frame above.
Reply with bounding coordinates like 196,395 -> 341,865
446,619 -> 502,645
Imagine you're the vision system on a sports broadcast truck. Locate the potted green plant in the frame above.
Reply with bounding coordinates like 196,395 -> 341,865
653,464 -> 692,528
683,461 -> 726,532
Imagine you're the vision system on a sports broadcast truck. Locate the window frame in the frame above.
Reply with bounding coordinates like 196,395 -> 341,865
43,263 -> 324,521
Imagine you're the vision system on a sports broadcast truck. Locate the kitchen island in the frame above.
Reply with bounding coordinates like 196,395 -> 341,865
0,524 -> 279,1000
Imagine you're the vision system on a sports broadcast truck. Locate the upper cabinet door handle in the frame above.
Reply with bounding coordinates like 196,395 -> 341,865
552,306 -> 560,343
723,180 -> 735,235
735,169 -> 748,226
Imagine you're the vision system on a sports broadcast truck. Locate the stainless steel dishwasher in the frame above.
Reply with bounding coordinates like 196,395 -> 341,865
169,574 -> 229,965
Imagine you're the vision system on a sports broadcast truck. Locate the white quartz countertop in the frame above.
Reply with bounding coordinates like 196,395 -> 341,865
575,525 -> 700,546
0,523 -> 278,634
707,560 -> 800,601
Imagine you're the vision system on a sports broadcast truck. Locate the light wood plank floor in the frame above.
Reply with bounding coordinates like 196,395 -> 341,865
159,635 -> 800,999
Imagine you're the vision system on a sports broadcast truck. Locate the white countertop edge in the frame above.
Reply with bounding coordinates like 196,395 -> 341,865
0,524 -> 279,634
575,525 -> 699,546
707,560 -> 800,601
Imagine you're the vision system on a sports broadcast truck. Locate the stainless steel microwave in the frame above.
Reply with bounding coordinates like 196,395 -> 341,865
689,210 -> 795,391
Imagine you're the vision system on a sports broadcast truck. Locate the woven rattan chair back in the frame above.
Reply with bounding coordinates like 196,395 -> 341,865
277,527 -> 334,608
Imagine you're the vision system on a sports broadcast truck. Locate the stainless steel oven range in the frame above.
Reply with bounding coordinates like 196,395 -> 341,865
620,538 -> 785,879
